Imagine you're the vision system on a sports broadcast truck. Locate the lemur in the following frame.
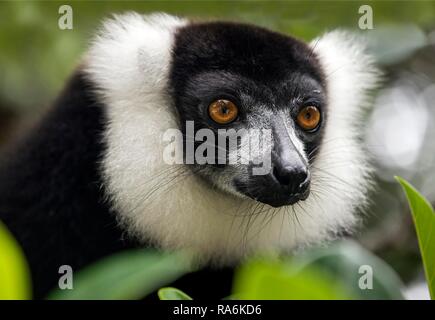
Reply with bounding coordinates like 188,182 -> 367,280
0,13 -> 379,299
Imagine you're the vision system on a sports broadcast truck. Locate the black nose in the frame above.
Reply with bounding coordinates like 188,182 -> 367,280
272,163 -> 310,195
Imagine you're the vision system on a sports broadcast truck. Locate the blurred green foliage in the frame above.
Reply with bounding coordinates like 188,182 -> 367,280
230,241 -> 405,300
0,221 -> 31,299
286,241 -> 405,299
44,240 -> 405,300
158,287 -> 193,300
48,250 -> 192,300
233,258 -> 352,299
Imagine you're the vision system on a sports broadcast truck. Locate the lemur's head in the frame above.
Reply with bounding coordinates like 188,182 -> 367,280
171,22 -> 326,208
86,13 -> 379,262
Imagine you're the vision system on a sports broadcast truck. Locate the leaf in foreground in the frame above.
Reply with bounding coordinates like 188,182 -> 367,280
396,176 -> 435,299
233,258 -> 351,300
0,221 -> 32,299
233,239 -> 405,300
158,287 -> 193,300
296,241 -> 405,300
48,250 -> 192,300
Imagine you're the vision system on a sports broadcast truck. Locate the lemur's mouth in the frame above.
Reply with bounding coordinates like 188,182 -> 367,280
234,172 -> 311,208
259,189 -> 310,208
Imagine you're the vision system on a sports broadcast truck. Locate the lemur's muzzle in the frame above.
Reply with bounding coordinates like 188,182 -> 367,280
236,116 -> 311,208
264,117 -> 311,206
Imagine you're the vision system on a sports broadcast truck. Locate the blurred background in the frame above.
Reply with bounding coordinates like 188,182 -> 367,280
0,0 -> 434,298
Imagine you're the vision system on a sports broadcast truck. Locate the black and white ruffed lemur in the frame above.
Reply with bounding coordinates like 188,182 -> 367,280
0,13 -> 379,299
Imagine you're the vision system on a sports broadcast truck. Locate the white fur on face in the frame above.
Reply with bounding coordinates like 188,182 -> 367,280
85,14 -> 380,264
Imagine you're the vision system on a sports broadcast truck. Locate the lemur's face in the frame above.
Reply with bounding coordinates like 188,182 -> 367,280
170,23 -> 326,207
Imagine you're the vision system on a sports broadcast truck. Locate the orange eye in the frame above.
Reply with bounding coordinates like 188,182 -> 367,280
208,99 -> 238,124
296,106 -> 321,131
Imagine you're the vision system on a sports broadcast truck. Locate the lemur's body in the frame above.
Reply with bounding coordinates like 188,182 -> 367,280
0,13 -> 378,299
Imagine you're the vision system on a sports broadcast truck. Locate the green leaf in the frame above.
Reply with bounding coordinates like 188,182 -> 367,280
296,241 -> 405,300
233,258 -> 351,300
396,176 -> 435,299
233,240 -> 405,300
0,221 -> 32,299
158,287 -> 193,300
47,250 -> 192,300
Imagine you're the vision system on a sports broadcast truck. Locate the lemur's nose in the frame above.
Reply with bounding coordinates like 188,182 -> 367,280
272,163 -> 310,195
273,163 -> 309,187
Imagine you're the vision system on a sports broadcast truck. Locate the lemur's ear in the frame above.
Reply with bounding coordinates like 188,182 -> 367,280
85,13 -> 187,102
311,31 -> 381,126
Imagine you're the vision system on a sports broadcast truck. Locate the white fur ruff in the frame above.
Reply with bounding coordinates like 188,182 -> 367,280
84,13 -> 379,264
